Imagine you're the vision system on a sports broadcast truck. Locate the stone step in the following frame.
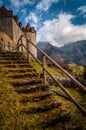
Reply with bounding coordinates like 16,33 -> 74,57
7,72 -> 39,79
3,64 -> 17,68
5,68 -> 36,74
0,60 -> 29,64
0,52 -> 23,56
0,55 -> 25,59
10,78 -> 42,87
3,64 -> 32,68
0,51 -> 72,128
20,91 -> 53,103
0,57 -> 26,60
39,110 -> 71,128
18,64 -> 33,68
0,55 -> 24,59
20,100 -> 62,114
0,51 -> 22,55
24,108 -> 71,129
15,83 -> 49,94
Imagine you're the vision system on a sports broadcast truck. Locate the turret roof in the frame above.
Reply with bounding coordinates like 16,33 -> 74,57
0,6 -> 13,17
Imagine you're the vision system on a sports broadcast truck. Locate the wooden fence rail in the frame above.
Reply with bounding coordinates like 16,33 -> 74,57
17,35 -> 86,93
11,35 -> 86,116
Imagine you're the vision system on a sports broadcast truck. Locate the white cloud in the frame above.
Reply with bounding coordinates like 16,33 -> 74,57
36,0 -> 59,11
8,0 -> 35,13
21,9 -> 27,14
10,0 -> 33,7
37,13 -> 86,47
78,6 -> 86,14
78,5 -> 86,17
25,12 -> 39,29
0,1 -> 3,5
28,12 -> 38,23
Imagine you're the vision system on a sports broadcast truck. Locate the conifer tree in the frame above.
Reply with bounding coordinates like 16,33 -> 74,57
83,66 -> 86,79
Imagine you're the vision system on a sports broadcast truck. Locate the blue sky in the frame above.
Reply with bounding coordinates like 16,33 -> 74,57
0,0 -> 86,46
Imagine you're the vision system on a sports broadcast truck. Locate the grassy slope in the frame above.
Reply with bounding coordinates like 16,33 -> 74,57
30,61 -> 63,75
0,65 -> 67,130
31,61 -> 86,129
0,62 -> 86,130
52,86 -> 86,129
68,64 -> 84,75
0,66 -> 27,130
0,66 -> 40,130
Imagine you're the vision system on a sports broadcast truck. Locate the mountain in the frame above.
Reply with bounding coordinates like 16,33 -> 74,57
60,40 -> 86,66
37,40 -> 86,66
37,42 -> 66,66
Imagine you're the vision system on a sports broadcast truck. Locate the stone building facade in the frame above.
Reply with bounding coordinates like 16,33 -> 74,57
0,6 -> 36,59
0,31 -> 16,51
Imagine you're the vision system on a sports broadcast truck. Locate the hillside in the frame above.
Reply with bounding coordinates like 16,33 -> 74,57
37,40 -> 86,66
37,42 -> 65,66
0,58 -> 86,129
60,40 -> 86,66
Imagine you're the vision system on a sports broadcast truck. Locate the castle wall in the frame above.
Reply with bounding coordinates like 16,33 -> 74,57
0,31 -> 16,51
0,17 -> 13,39
26,32 -> 37,59
0,6 -> 37,60
12,18 -> 29,57
0,17 -> 26,45
12,18 -> 25,43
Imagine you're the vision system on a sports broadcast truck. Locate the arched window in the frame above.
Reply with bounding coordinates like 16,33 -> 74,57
0,38 -> 4,51
0,38 -> 3,44
8,42 -> 10,50
1,38 -> 3,42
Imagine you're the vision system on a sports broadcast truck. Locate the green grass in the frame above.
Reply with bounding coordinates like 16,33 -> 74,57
0,65 -> 65,130
0,66 -> 28,130
50,85 -> 86,129
30,61 -> 42,73
0,68 -> 17,130
55,94 -> 86,130
30,62 -> 86,129
0,62 -> 86,130
30,61 -> 64,75
68,64 -> 84,75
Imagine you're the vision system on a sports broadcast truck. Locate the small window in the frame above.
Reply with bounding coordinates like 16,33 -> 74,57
8,42 -> 10,50
1,38 -> 3,42
0,38 -> 3,43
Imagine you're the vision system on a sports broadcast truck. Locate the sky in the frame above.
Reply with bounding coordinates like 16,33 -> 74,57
0,0 -> 86,47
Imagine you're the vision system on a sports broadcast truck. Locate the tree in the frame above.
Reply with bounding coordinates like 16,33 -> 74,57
83,66 -> 86,79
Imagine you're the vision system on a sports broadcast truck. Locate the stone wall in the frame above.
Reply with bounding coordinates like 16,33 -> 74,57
12,18 -> 25,44
0,17 -> 13,39
0,6 -> 37,60
0,31 -> 16,51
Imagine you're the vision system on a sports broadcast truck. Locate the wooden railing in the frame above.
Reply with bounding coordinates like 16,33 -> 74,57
13,35 -> 86,116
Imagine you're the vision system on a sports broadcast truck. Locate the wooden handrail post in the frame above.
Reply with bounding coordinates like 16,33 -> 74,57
43,55 -> 47,83
17,45 -> 19,51
21,38 -> 23,54
18,37 -> 86,116
26,40 -> 30,62
17,42 -> 19,52
17,35 -> 86,93
8,42 -> 10,51
4,43 -> 6,51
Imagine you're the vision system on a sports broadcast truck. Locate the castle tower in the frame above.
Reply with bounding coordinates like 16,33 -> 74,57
0,6 -> 37,60
25,23 -> 37,59
0,6 -> 25,43
0,6 -> 13,39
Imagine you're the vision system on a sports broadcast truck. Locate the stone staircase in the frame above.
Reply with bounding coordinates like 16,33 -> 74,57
0,51 -> 71,129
